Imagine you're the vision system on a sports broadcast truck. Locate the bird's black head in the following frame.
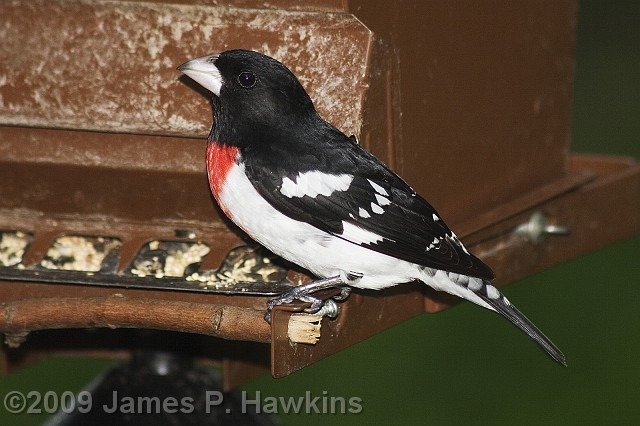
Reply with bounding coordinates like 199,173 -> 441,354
178,49 -> 317,147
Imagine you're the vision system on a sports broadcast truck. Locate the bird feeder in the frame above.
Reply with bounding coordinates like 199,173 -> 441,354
0,0 -> 638,388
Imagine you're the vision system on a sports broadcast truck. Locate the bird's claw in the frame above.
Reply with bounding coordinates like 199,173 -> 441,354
341,271 -> 363,286
264,274 -> 357,323
333,286 -> 352,301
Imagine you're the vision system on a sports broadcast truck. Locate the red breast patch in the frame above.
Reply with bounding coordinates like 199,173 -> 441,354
206,142 -> 239,215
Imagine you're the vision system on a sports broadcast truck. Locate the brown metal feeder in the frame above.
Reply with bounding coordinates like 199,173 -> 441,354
0,0 -> 638,389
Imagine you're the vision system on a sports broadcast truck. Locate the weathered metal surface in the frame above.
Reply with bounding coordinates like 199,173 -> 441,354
425,155 -> 640,312
349,0 -> 578,226
126,0 -> 349,12
0,0 -> 371,137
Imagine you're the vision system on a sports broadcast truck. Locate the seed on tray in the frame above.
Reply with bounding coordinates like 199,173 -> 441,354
186,245 -> 287,288
0,230 -> 31,267
41,236 -> 121,272
129,241 -> 210,278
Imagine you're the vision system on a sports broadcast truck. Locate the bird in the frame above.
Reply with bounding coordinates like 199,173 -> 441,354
177,49 -> 566,365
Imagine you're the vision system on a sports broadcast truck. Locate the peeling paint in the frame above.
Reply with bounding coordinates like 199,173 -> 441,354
0,0 -> 372,137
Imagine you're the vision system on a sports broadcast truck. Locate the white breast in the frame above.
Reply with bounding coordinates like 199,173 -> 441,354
217,162 -> 418,289
217,161 -> 495,312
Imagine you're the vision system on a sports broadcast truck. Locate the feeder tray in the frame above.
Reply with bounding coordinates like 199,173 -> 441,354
0,234 -> 290,295
0,0 -> 638,388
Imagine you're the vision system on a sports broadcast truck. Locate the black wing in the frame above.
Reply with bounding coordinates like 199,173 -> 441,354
242,133 -> 494,280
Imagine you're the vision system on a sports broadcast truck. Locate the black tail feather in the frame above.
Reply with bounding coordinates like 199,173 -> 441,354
480,280 -> 566,366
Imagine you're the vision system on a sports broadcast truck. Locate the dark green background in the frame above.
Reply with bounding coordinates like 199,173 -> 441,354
1,1 -> 638,424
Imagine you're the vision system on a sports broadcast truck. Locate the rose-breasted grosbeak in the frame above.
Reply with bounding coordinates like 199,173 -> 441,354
178,49 -> 565,365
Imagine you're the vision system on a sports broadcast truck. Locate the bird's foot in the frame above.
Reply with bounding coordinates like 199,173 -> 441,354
264,273 -> 362,323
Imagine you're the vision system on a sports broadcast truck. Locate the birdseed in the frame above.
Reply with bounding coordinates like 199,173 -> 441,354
187,245 -> 287,288
0,230 -> 31,267
129,241 -> 210,278
41,236 -> 121,272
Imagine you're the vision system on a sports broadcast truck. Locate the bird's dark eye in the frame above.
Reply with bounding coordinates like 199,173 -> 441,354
237,71 -> 257,89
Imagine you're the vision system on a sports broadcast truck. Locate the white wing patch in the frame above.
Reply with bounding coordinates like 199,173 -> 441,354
280,171 -> 353,198
426,236 -> 440,251
341,221 -> 384,245
367,179 -> 388,196
358,207 -> 371,218
375,193 -> 391,206
370,202 -> 384,214
448,231 -> 470,254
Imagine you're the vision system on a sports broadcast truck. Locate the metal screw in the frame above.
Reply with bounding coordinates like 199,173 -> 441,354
514,211 -> 570,244
313,299 -> 340,319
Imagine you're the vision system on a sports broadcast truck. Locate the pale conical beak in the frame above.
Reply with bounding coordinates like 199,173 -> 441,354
177,54 -> 222,96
